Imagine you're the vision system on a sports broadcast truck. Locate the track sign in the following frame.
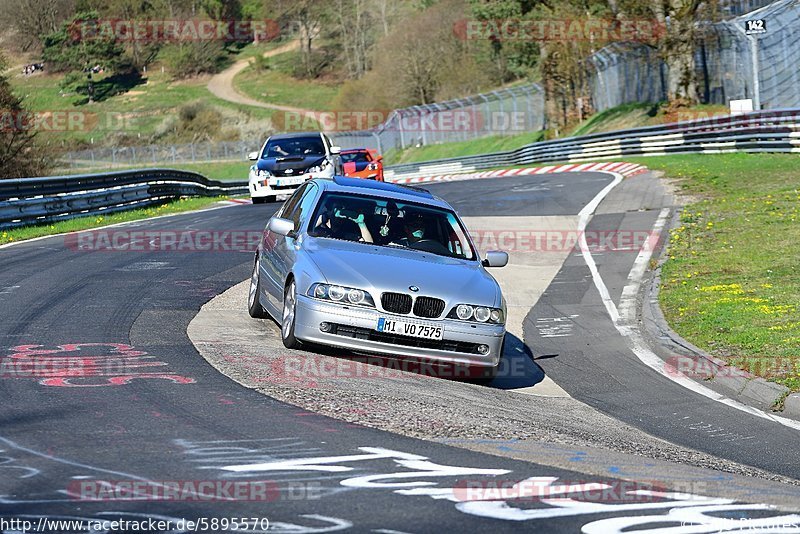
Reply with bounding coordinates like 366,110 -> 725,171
745,19 -> 767,35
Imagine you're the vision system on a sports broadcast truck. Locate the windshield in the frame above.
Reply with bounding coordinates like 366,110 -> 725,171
340,151 -> 371,164
307,192 -> 476,260
262,136 -> 325,158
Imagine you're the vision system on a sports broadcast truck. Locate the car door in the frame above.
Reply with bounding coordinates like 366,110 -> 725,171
271,183 -> 320,307
261,185 -> 308,310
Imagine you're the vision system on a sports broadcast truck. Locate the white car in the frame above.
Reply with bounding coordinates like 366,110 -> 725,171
248,132 -> 343,204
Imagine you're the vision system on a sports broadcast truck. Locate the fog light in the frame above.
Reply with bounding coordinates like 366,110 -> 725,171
477,344 -> 490,355
320,322 -> 331,332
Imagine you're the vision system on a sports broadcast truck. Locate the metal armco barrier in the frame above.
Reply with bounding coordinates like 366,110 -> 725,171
0,169 -> 248,230
383,109 -> 800,181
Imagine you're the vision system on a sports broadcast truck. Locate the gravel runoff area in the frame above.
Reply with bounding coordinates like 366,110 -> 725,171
189,279 -> 800,493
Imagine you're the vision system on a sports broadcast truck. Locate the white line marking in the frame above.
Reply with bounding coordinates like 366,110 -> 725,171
580,187 -> 800,432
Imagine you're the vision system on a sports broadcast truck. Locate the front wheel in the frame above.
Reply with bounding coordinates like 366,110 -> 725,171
247,258 -> 268,318
281,280 -> 301,349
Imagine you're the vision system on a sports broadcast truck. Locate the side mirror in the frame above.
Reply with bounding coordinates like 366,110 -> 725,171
268,217 -> 296,238
248,151 -> 259,161
482,251 -> 508,268
376,155 -> 383,162
330,145 -> 341,155
343,161 -> 356,175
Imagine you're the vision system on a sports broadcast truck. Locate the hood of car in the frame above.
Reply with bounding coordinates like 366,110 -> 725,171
257,155 -> 326,173
302,237 -> 501,308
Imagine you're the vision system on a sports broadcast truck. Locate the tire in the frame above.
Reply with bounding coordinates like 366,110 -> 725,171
247,257 -> 269,319
263,195 -> 276,203
281,279 -> 301,349
251,197 -> 265,205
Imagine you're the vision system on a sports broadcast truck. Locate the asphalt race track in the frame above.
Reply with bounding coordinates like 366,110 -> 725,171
1,172 -> 798,533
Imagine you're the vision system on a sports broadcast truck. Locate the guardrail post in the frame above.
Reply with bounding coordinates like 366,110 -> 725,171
371,132 -> 383,155
398,111 -> 406,149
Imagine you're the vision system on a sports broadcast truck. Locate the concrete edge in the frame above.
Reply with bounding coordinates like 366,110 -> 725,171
640,200 -> 799,419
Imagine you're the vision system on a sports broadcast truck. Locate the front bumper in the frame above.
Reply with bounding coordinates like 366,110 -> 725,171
293,295 -> 504,367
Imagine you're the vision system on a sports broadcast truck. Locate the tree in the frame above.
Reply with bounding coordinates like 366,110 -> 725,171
617,0 -> 714,104
42,11 -> 127,74
0,58 -> 48,178
0,0 -> 75,51
265,0 -> 330,78
332,0 -> 376,78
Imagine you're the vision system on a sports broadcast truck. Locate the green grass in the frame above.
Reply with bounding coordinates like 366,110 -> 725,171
11,56 -> 275,146
384,132 -> 545,165
66,160 -> 252,182
569,102 -> 731,138
0,196 -> 228,246
233,51 -> 341,112
640,153 -> 800,391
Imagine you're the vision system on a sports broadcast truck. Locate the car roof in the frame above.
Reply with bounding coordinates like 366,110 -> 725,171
267,132 -> 323,140
314,176 -> 448,208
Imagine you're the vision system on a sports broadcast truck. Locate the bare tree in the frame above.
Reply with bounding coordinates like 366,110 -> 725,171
333,0 -> 375,78
266,0 -> 328,77
0,0 -> 75,51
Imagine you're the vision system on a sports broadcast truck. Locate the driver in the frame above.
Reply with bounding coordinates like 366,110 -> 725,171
314,202 -> 374,243
389,209 -> 426,246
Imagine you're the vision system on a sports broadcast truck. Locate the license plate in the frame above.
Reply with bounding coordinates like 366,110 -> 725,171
270,176 -> 304,187
376,318 -> 443,340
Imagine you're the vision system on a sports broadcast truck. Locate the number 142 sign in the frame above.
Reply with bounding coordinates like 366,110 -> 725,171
745,19 -> 767,35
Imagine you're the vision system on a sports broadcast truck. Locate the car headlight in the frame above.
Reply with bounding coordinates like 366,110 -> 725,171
307,161 -> 330,174
255,168 -> 271,178
448,304 -> 504,324
309,283 -> 375,307
367,163 -> 379,171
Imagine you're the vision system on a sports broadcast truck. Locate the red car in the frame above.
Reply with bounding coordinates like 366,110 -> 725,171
340,148 -> 384,181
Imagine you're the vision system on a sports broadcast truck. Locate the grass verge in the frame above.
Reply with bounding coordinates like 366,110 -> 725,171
0,196 -> 229,246
65,160 -> 252,182
384,132 -> 544,165
641,153 -> 800,391
233,51 -> 340,112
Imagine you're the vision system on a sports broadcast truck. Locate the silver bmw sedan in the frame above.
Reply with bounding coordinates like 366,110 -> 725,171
248,176 -> 508,378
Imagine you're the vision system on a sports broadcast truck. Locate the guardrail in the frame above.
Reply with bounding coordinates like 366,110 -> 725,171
0,169 -> 248,230
383,109 -> 800,181
5,109 -> 798,230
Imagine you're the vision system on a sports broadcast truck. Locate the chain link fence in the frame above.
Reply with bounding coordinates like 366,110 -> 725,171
65,141 -> 255,169
704,0 -> 800,109
587,0 -> 796,112
66,85 -> 545,168
328,84 -> 545,154
588,43 -> 667,112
